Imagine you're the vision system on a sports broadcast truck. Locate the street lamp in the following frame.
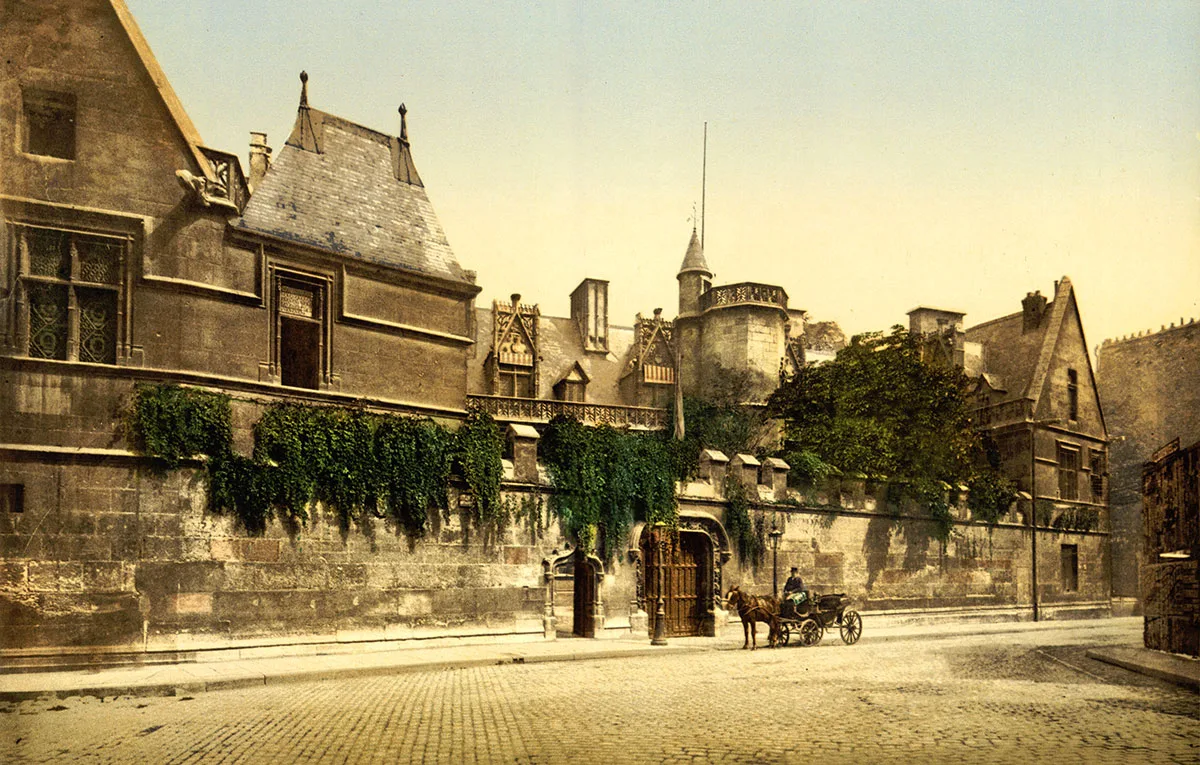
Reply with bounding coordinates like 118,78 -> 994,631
651,535 -> 669,646
769,520 -> 784,599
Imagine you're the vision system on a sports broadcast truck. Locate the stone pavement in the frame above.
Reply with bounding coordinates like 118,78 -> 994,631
0,616 -> 1175,702
1087,645 -> 1200,692
2,617 -> 1195,764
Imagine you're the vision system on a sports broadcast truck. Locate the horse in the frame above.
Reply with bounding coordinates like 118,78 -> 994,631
725,586 -> 781,650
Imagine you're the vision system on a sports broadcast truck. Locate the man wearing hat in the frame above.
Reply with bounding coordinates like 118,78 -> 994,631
783,567 -> 808,615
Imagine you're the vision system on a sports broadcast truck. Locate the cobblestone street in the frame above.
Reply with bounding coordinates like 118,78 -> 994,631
2,621 -> 1195,764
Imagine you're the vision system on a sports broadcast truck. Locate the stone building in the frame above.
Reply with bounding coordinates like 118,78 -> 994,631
1,0 -> 1116,663
1140,438 -> 1199,656
907,278 -> 1113,619
1096,318 -> 1200,610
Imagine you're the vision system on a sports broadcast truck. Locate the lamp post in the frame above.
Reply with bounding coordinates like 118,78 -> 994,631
651,534 -> 669,646
769,521 -> 784,599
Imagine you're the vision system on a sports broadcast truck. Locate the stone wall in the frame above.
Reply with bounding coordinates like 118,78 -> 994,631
1141,561 -> 1199,657
1097,319 -> 1200,599
0,457 -> 562,655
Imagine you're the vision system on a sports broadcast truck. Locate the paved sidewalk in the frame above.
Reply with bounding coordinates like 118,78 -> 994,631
0,617 -> 1145,702
1086,644 -> 1200,692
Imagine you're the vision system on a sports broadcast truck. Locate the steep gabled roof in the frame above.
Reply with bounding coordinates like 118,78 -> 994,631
236,91 -> 472,285
108,0 -> 214,180
964,277 -> 1077,411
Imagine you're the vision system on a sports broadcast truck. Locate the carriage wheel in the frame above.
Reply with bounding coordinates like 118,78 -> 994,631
840,610 -> 863,645
798,618 -> 822,647
778,623 -> 790,646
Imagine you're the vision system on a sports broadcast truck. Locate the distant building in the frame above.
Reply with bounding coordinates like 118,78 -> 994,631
1140,438 -> 1199,657
1096,318 -> 1200,608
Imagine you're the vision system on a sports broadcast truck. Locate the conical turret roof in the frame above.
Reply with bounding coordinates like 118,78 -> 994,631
678,226 -> 711,276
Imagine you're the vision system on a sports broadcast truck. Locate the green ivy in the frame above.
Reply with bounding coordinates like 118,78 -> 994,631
128,384 -> 232,469
1052,507 -> 1100,533
967,469 -> 1017,525
541,416 -> 677,559
129,384 -> 500,539
454,412 -> 505,526
723,476 -> 763,565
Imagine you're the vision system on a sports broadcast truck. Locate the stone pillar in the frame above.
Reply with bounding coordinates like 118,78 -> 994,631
507,424 -> 540,484
761,457 -> 790,501
730,453 -> 761,492
699,449 -> 729,491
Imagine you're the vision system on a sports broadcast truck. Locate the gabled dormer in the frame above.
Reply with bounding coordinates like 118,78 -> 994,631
620,309 -> 676,407
553,361 -> 590,402
487,294 -> 540,397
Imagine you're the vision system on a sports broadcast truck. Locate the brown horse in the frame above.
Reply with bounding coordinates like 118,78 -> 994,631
726,586 -> 780,649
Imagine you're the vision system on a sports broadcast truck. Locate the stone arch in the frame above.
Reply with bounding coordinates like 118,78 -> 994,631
543,548 -> 605,638
633,508 -> 729,637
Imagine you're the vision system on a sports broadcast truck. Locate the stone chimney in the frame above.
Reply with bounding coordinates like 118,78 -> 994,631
248,132 -> 272,192
1022,291 -> 1047,333
507,424 -> 540,484
570,278 -> 609,352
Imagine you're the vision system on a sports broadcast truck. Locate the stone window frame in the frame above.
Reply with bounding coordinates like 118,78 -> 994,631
267,265 -> 333,390
0,484 -> 23,514
1056,442 -> 1080,501
1088,448 -> 1106,502
21,87 -> 77,161
6,219 -> 133,365
1060,543 -> 1079,592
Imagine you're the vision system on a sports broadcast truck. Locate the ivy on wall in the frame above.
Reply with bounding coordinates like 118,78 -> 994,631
129,384 -> 502,538
723,476 -> 764,565
540,415 -> 677,560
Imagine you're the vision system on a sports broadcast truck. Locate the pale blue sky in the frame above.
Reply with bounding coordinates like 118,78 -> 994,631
127,1 -> 1199,349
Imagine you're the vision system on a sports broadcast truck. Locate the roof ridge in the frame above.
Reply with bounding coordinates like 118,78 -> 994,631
107,0 -> 213,180
1026,277 -> 1072,409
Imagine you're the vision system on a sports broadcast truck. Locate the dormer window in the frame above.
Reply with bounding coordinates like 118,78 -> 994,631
553,363 -> 589,403
23,88 -> 76,160
490,294 -> 539,398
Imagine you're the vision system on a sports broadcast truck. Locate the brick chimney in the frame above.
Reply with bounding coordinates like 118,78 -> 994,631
248,132 -> 272,192
570,278 -> 609,352
1022,291 -> 1047,333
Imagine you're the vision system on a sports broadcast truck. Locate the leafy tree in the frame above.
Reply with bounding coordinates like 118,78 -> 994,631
769,326 -> 1000,536
664,360 -> 772,480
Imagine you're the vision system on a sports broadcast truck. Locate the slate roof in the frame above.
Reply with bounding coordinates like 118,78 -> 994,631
236,105 -> 471,285
468,308 -> 636,405
678,227 -> 710,275
964,277 -> 1073,407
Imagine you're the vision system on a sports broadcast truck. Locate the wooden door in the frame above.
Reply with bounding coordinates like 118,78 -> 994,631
573,551 -> 596,638
644,529 -> 710,637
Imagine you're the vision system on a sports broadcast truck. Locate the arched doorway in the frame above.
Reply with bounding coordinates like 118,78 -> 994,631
548,549 -> 604,638
642,526 -> 714,637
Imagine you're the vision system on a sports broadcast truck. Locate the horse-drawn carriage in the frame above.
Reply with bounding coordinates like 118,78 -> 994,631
726,586 -> 863,649
778,592 -> 862,647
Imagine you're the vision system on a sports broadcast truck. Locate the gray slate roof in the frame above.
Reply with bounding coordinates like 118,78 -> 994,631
236,108 -> 470,284
678,227 -> 710,275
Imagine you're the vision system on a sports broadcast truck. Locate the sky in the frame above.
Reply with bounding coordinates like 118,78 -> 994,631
126,1 -> 1200,353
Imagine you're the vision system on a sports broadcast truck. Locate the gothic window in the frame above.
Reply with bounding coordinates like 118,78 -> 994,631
491,295 -> 539,398
1057,443 -> 1079,501
553,364 -> 589,402
274,275 -> 326,389
1067,368 -> 1079,421
16,224 -> 123,364
23,89 -> 76,160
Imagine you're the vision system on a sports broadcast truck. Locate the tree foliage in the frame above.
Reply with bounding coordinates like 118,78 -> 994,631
769,326 -> 1009,538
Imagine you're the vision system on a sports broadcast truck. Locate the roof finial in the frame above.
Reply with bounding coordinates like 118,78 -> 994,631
399,103 -> 408,142
299,70 -> 309,108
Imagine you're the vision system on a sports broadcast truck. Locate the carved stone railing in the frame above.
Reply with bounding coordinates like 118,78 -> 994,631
467,395 -> 668,429
699,282 -> 788,313
199,146 -> 249,212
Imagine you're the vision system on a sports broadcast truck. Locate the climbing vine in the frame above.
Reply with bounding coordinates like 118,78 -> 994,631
967,469 -> 1017,526
540,416 -> 677,560
129,384 -> 501,538
723,476 -> 764,565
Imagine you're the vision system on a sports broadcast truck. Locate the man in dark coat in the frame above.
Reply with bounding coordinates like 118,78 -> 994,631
783,567 -> 807,614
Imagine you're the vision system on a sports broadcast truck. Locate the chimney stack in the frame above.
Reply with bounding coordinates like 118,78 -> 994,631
248,132 -> 272,192
1022,290 -> 1048,333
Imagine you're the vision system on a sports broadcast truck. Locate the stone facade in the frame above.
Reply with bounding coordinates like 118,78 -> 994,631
1096,318 -> 1200,602
1139,439 -> 1199,656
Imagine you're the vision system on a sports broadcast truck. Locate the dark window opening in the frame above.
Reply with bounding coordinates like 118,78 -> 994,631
1061,544 -> 1079,592
280,318 -> 320,389
23,89 -> 77,160
1057,444 -> 1079,501
1089,450 -> 1105,501
1067,369 -> 1079,421
498,367 -> 533,398
555,380 -> 585,403
1,485 -> 24,514
275,278 -> 324,389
